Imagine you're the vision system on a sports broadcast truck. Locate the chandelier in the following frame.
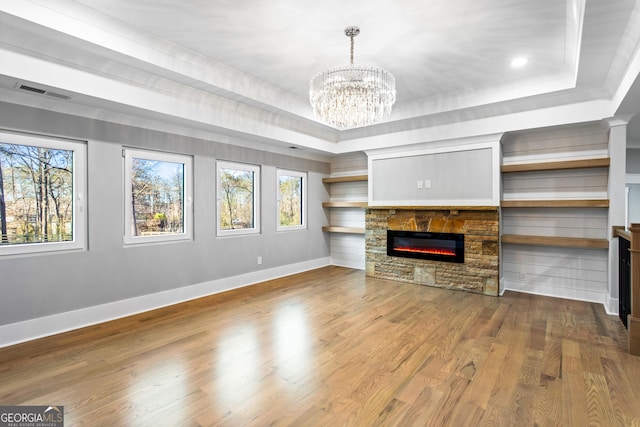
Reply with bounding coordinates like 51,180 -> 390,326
309,26 -> 396,129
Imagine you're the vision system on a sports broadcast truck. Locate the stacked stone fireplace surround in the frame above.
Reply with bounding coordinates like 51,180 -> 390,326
365,207 -> 500,296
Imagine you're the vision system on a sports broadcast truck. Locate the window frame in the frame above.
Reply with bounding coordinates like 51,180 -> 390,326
123,148 -> 193,245
276,168 -> 307,232
0,130 -> 87,256
216,160 -> 261,237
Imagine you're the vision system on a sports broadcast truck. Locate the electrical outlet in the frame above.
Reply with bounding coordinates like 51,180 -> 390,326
257,256 -> 262,265
417,180 -> 423,189
518,272 -> 526,281
424,179 -> 432,188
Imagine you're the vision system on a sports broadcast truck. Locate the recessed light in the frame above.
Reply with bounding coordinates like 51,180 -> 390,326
511,57 -> 528,68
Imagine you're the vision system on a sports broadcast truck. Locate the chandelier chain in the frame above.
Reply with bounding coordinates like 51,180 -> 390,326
345,26 -> 359,65
350,34 -> 354,65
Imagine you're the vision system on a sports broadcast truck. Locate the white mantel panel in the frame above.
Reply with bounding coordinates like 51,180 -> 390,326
367,139 -> 501,207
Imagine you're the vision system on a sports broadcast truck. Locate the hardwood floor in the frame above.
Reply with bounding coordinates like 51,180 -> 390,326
1,266 -> 639,426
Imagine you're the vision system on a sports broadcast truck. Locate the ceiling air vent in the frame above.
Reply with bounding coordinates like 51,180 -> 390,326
16,83 -> 72,100
44,91 -> 72,100
18,84 -> 46,94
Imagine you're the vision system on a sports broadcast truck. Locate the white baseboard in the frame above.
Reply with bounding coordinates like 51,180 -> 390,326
499,277 -> 506,296
504,280 -> 606,307
0,257 -> 331,348
330,258 -> 365,270
605,295 -> 619,316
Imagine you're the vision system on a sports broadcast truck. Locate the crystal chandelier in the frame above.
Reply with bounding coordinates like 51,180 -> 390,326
309,26 -> 396,129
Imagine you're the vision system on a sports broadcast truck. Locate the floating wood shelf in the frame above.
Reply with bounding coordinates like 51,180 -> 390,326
322,226 -> 365,234
501,157 -> 610,173
613,226 -> 631,241
322,175 -> 368,184
322,201 -> 368,208
501,199 -> 610,208
501,234 -> 609,249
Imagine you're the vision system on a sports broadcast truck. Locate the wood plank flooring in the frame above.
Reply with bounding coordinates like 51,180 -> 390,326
1,266 -> 639,426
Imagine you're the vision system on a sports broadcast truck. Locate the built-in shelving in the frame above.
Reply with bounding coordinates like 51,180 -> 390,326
501,157 -> 610,250
500,124 -> 613,300
323,175 -> 368,234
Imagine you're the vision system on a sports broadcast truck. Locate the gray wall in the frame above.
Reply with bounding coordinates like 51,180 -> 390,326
0,103 -> 330,326
627,148 -> 640,173
628,185 -> 640,224
627,148 -> 640,223
370,148 -> 493,202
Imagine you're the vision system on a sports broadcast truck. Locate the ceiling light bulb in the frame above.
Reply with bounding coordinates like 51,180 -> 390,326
511,57 -> 528,68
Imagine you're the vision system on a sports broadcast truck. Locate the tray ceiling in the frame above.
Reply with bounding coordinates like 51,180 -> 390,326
1,0 -> 639,155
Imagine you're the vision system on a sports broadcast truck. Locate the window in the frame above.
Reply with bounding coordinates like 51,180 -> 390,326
217,161 -> 260,236
0,131 -> 87,256
123,148 -> 192,245
277,169 -> 306,231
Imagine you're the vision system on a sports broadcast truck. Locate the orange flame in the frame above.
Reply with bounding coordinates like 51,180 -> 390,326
394,246 -> 457,256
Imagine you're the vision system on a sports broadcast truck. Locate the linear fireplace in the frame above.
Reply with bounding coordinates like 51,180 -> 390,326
368,208 -> 498,295
387,230 -> 464,263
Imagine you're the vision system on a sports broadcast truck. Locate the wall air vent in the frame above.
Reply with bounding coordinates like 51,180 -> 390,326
15,83 -> 72,100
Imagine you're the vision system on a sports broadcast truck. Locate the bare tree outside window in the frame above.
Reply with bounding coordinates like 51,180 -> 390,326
277,169 -> 306,231
130,158 -> 184,236
0,142 -> 73,245
278,175 -> 302,227
216,161 -> 260,236
219,168 -> 255,230
123,149 -> 192,245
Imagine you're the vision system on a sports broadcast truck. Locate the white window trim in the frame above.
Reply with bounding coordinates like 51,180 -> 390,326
0,131 -> 87,256
277,169 -> 307,232
123,148 -> 193,245
217,160 -> 261,237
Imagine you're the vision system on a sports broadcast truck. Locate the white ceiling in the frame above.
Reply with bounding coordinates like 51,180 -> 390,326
1,0 -> 640,158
